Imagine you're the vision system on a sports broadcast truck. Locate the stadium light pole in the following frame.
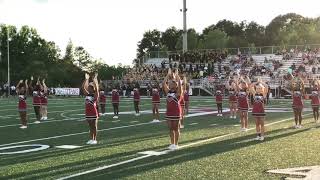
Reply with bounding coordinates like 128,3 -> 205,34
7,28 -> 10,98
182,0 -> 187,53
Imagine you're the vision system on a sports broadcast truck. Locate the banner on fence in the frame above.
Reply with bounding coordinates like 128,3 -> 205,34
55,88 -> 80,96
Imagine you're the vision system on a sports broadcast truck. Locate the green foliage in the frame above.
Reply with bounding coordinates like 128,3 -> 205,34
136,13 -> 320,61
0,24 -> 125,87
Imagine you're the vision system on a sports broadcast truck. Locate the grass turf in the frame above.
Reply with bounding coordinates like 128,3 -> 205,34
0,96 -> 318,179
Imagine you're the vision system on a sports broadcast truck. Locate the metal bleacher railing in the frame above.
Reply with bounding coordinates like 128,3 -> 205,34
142,44 -> 320,61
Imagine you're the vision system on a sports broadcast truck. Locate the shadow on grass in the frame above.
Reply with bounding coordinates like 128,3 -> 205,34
82,126 -> 319,179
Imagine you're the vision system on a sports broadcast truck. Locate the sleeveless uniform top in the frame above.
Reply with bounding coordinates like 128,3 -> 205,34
112,89 -> 120,104
229,89 -> 237,103
40,91 -> 48,106
133,89 -> 140,102
215,90 -> 223,104
18,94 -> 27,111
99,91 -> 106,104
165,90 -> 181,121
32,90 -> 41,106
184,91 -> 189,102
238,90 -> 249,111
310,89 -> 320,107
85,94 -> 98,120
292,91 -> 303,109
252,93 -> 266,117
152,88 -> 160,104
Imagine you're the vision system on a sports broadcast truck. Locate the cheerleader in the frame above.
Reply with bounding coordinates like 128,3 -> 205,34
112,86 -> 120,119
133,85 -> 141,116
30,77 -> 42,124
151,81 -> 160,123
215,85 -> 223,117
236,76 -> 250,131
250,78 -> 268,141
40,79 -> 48,121
163,69 -> 182,150
99,81 -> 107,116
82,73 -> 99,145
226,77 -> 237,119
179,76 -> 187,128
16,80 -> 28,129
290,76 -> 305,128
184,81 -> 190,115
310,79 -> 320,123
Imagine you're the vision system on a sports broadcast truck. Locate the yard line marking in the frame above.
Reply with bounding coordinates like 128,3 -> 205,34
55,145 -> 82,149
58,113 -> 313,179
57,154 -> 153,180
112,120 -> 121,123
189,123 -> 198,126
0,111 -> 220,147
210,124 -> 217,126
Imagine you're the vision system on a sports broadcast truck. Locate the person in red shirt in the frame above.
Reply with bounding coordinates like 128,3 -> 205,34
215,85 -> 223,117
30,76 -> 42,124
99,81 -> 107,116
112,86 -> 120,119
40,79 -> 49,121
82,73 -> 100,145
16,79 -> 28,129
310,80 -> 320,123
151,81 -> 160,123
163,68 -> 182,151
250,78 -> 268,141
226,77 -> 237,119
133,86 -> 141,116
236,76 -> 250,132
179,76 -> 187,128
290,76 -> 305,128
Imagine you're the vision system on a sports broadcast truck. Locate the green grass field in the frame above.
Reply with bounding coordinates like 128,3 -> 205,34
0,96 -> 319,179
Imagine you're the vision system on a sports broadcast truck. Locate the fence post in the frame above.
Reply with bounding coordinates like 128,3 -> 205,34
272,46 -> 274,54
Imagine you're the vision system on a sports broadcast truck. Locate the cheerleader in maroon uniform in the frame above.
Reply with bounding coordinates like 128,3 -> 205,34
250,78 -> 268,141
82,73 -> 99,145
184,82 -> 190,115
236,76 -> 250,131
99,82 -> 107,116
151,81 -> 160,123
179,76 -> 187,128
16,80 -> 28,129
291,77 -> 305,128
163,69 -> 182,150
215,85 -> 223,117
310,80 -> 320,123
133,85 -> 141,116
40,79 -> 48,121
112,87 -> 120,119
226,77 -> 237,119
30,77 -> 42,124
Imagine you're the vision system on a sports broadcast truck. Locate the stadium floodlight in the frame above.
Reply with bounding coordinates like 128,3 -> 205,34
182,0 -> 187,53
7,27 -> 11,97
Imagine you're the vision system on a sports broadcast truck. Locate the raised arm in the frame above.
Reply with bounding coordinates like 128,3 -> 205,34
25,79 -> 29,95
82,73 -> 90,95
93,73 -> 100,98
16,80 -> 23,93
42,79 -> 48,93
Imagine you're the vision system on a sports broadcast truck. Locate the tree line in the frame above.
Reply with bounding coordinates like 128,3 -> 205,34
0,25 -> 127,87
136,13 -> 320,63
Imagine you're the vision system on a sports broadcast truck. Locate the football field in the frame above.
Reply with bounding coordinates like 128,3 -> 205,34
0,96 -> 320,179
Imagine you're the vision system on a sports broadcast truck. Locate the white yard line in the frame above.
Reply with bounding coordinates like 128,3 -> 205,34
57,113 -> 313,179
0,111 -> 220,147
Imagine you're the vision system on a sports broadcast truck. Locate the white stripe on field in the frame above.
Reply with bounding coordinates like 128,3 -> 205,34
0,111 -> 220,147
58,113 -> 313,179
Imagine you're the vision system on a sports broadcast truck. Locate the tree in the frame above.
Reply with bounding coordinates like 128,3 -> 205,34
175,29 -> 199,50
198,29 -> 229,49
161,27 -> 182,51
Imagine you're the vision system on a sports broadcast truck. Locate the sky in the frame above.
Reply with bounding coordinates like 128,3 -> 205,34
0,0 -> 319,65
